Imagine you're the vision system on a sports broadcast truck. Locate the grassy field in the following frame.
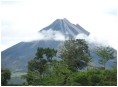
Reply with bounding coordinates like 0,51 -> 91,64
11,72 -> 27,77
8,72 -> 27,85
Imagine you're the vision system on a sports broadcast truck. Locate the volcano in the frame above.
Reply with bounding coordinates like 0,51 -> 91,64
2,18 -> 116,73
1,18 -> 90,72
40,18 -> 89,38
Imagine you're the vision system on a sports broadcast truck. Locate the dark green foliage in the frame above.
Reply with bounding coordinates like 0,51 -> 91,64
1,68 -> 11,86
44,48 -> 57,62
27,47 -> 48,84
95,46 -> 116,69
28,47 -> 57,74
66,69 -> 117,86
22,40 -> 117,86
60,39 -> 91,71
35,48 -> 44,59
23,71 -> 42,85
28,59 -> 47,74
25,47 -> 57,85
40,69 -> 117,86
41,60 -> 71,86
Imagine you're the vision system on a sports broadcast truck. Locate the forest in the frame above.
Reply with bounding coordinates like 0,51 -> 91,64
1,39 -> 117,86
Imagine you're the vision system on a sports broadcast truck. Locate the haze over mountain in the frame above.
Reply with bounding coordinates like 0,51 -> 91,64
1,18 -> 90,72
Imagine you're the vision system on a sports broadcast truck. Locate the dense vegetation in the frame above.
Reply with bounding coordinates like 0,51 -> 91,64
1,68 -> 11,86
22,39 -> 117,86
1,39 -> 117,86
95,46 -> 116,69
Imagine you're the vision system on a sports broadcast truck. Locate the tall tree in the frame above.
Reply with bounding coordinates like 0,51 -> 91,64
26,47 -> 57,85
95,46 -> 116,69
1,68 -> 11,86
44,48 -> 57,62
60,39 -> 91,71
41,60 -> 71,85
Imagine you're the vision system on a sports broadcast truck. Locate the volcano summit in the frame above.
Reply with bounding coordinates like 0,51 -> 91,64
1,18 -> 90,72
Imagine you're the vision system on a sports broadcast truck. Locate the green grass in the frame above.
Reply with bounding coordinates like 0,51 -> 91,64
8,72 -> 27,85
11,72 -> 27,77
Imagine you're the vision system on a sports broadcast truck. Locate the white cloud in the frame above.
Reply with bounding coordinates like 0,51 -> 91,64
1,0 -> 117,50
38,29 -> 65,41
75,34 -> 88,39
75,33 -> 110,47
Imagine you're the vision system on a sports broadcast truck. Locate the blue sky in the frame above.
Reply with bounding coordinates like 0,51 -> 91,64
1,0 -> 117,50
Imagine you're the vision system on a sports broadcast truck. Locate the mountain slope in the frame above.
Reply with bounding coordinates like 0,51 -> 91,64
1,18 -> 90,72
1,40 -> 61,72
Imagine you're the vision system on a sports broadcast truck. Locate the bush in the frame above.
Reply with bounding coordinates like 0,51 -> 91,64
1,68 -> 11,86
66,69 -> 117,86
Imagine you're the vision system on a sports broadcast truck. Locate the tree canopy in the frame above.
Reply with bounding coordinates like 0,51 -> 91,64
60,39 -> 91,71
25,47 -> 57,85
1,68 -> 11,86
95,46 -> 116,69
22,39 -> 117,86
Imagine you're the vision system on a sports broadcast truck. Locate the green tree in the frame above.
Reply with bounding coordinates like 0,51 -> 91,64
60,39 -> 91,72
66,69 -> 117,86
44,48 -> 57,62
25,47 -> 57,85
28,59 -> 47,76
41,60 -> 71,86
1,68 -> 11,86
95,46 -> 115,69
